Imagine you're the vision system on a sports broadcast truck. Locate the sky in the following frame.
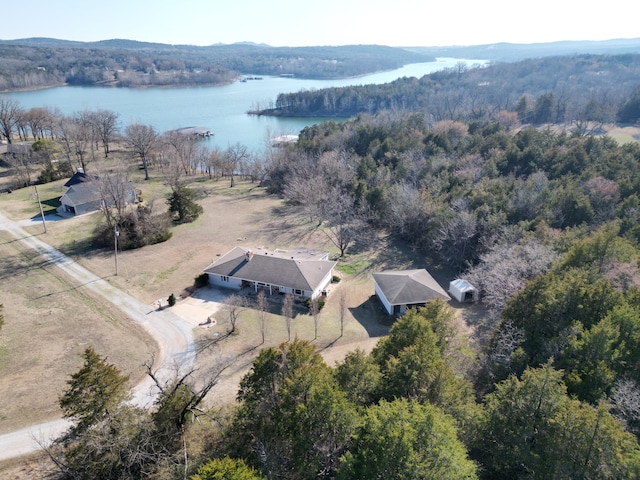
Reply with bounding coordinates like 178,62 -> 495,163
2,0 -> 638,48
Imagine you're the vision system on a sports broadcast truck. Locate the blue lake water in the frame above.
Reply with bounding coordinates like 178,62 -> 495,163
6,58 -> 485,153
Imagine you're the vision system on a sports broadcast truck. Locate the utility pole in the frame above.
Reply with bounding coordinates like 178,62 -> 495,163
34,185 -> 47,233
114,226 -> 120,275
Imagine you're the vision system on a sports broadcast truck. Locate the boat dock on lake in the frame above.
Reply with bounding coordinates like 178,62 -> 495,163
171,126 -> 214,137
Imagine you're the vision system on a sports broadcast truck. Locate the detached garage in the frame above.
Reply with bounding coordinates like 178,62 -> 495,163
448,279 -> 478,303
373,269 -> 451,316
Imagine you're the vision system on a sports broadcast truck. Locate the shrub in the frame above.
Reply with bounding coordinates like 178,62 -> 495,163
332,275 -> 341,283
305,298 -> 326,310
194,273 -> 210,288
93,208 -> 172,250
167,293 -> 176,307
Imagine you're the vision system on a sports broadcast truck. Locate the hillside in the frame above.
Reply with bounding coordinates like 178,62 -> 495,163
0,39 -> 433,91
407,37 -> 640,61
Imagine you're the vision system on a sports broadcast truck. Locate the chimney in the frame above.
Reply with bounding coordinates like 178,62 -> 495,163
246,251 -> 254,261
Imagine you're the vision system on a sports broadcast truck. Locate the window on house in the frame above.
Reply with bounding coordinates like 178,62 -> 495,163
294,289 -> 304,295
221,276 -> 229,282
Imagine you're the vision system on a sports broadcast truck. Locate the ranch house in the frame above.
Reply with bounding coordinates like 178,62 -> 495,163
203,246 -> 336,300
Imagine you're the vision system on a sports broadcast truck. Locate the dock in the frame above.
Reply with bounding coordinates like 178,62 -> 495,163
171,126 -> 214,137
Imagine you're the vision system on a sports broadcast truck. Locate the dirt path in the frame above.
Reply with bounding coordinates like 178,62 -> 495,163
0,211 -> 196,461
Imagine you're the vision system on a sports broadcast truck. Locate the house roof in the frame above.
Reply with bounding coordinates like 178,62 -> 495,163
60,182 -> 102,207
204,246 -> 335,292
372,269 -> 450,305
64,170 -> 97,187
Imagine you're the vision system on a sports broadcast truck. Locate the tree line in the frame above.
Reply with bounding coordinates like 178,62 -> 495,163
260,54 -> 640,128
0,40 -> 431,91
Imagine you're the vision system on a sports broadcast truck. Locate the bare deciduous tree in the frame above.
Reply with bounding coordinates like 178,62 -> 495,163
93,109 -> 119,157
6,150 -> 35,187
223,142 -> 250,187
465,236 -> 558,325
433,202 -> 478,272
309,298 -> 321,340
203,146 -> 223,180
23,106 -> 56,140
96,165 -> 134,230
0,96 -> 23,144
321,187 -> 370,257
224,294 -> 246,334
256,290 -> 268,345
162,130 -> 206,178
282,294 -> 293,341
124,123 -> 158,180
338,288 -> 348,338
611,378 -> 640,436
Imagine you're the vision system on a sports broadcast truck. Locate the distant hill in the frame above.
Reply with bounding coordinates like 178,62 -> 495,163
407,38 -> 640,61
2,36 -> 638,92
0,39 -> 433,91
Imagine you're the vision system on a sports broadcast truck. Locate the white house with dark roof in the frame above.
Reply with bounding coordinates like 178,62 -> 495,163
203,246 -> 336,299
372,269 -> 451,316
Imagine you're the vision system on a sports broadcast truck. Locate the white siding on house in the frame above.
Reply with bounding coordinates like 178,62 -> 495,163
310,270 -> 333,299
374,281 -> 393,315
208,274 -> 243,290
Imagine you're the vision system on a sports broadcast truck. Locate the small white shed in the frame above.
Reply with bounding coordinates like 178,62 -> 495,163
449,279 -> 478,303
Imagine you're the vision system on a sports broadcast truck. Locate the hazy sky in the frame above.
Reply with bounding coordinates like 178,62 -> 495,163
3,0 -> 637,47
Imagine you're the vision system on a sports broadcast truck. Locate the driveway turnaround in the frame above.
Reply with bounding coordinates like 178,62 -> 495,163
0,211 -> 196,461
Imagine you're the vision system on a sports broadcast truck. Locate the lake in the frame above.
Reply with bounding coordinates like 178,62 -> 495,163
6,58 -> 485,153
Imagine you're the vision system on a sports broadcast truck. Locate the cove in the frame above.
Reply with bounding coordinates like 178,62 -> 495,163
6,58 -> 485,153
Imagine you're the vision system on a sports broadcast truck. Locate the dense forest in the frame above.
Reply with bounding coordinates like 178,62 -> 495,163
0,39 -> 432,90
3,49 -> 640,478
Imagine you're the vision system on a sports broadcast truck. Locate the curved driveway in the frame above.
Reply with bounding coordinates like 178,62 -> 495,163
0,211 -> 196,460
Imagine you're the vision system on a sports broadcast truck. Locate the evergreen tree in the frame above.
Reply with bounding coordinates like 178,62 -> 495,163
167,185 -> 203,223
192,457 -> 266,480
59,347 -> 130,436
338,399 -> 477,480
475,363 -> 640,479
228,339 -> 358,479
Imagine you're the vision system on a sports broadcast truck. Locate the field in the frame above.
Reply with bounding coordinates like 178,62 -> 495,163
0,165 -> 416,429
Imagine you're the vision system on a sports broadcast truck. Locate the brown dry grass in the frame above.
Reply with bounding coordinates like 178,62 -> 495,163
0,229 -> 154,435
0,168 -> 395,419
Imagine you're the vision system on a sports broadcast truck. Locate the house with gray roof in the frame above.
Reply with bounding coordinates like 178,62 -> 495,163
372,269 -> 451,316
57,169 -> 136,216
203,246 -> 336,299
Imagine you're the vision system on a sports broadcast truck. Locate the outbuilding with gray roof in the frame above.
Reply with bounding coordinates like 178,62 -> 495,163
372,269 -> 450,316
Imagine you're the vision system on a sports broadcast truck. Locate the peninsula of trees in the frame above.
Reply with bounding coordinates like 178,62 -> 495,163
257,54 -> 640,126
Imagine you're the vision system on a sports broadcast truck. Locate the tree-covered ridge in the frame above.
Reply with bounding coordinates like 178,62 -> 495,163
263,54 -> 640,126
272,114 -> 640,272
0,40 -> 432,90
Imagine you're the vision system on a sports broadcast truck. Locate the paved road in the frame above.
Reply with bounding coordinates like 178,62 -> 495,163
0,211 -> 196,461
